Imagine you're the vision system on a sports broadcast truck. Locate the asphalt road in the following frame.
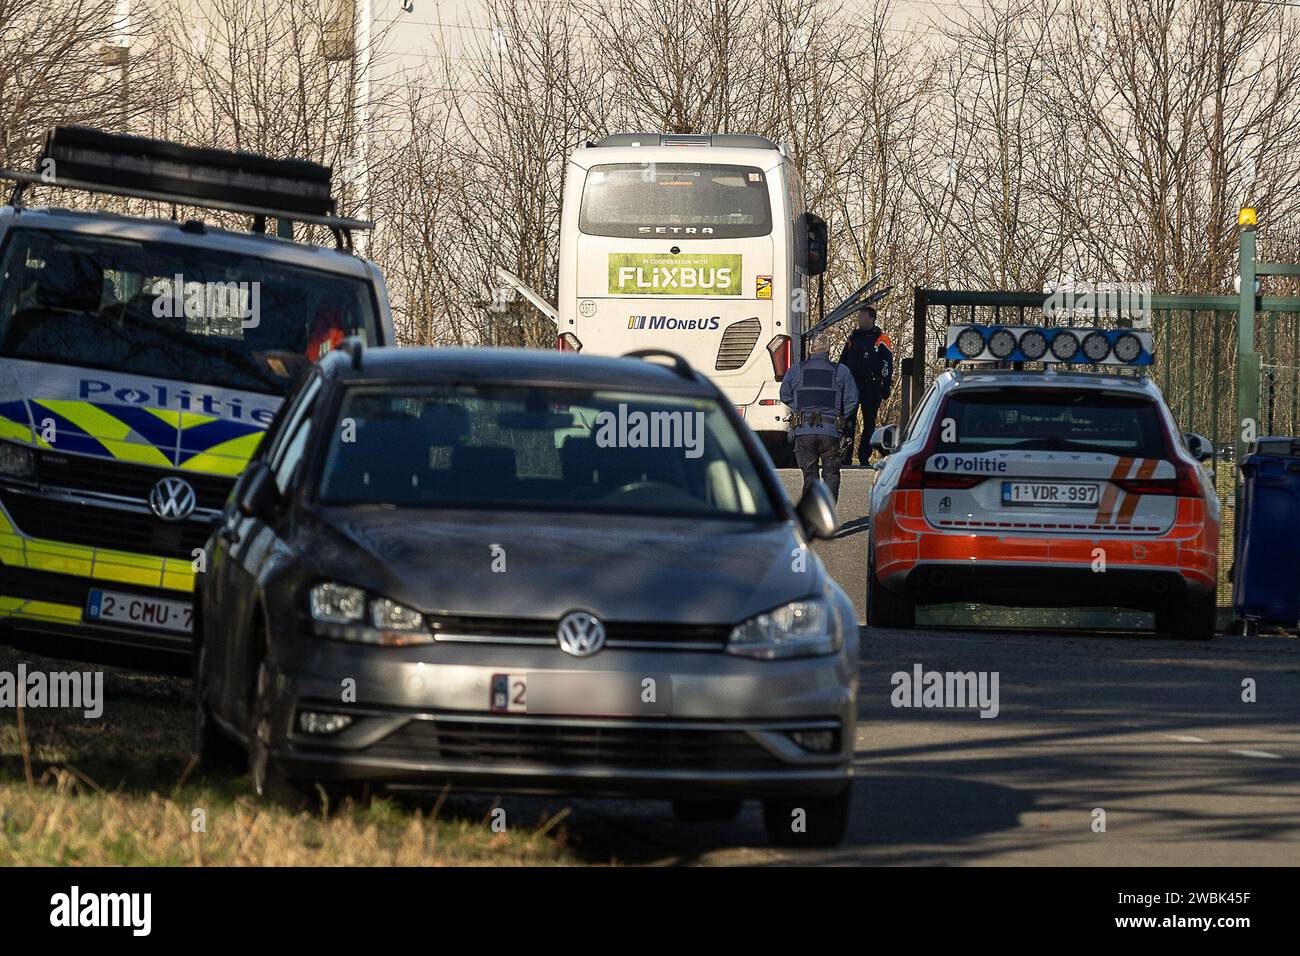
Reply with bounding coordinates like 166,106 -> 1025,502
4,468 -> 1296,865
474,468 -> 1300,865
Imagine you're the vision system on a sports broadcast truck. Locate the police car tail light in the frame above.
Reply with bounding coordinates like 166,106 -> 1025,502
1113,476 -> 1177,496
898,453 -> 981,491
1171,460 -> 1203,498
557,332 -> 583,352
1114,461 -> 1202,499
767,335 -> 792,380
896,452 -> 928,489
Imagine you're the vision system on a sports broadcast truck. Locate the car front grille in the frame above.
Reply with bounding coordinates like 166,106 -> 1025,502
428,613 -> 731,651
366,717 -> 785,770
715,317 -> 762,371
2,491 -> 213,560
37,451 -> 235,512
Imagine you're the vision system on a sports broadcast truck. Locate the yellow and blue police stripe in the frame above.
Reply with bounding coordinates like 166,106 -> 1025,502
0,399 -> 265,475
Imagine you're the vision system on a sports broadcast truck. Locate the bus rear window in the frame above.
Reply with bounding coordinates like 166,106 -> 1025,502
579,163 -> 772,240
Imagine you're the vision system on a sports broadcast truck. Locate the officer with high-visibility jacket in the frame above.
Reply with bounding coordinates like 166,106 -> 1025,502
780,332 -> 859,502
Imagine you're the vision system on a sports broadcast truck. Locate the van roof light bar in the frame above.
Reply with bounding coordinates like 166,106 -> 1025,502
0,127 -> 372,247
592,133 -> 779,150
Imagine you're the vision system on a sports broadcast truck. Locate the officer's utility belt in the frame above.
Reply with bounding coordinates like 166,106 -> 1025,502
793,412 -> 845,430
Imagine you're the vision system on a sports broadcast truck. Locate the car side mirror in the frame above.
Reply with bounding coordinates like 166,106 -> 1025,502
870,424 -> 900,455
795,479 -> 839,540
805,212 -> 828,277
1183,432 -> 1214,462
237,460 -> 279,519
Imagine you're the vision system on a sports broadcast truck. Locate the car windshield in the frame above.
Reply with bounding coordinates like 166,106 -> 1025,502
0,228 -> 379,394
579,163 -> 773,239
935,388 -> 1169,456
316,384 -> 777,518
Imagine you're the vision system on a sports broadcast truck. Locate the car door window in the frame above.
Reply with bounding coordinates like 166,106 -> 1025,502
273,395 -> 318,495
905,384 -> 939,441
266,374 -> 322,471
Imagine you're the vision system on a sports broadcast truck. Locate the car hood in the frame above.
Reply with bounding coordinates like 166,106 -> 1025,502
308,507 -> 819,626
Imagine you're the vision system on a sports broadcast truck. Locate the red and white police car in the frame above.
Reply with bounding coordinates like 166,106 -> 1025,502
866,325 -> 1221,639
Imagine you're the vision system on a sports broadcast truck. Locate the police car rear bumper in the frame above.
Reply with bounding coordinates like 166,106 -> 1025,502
893,562 -> 1212,611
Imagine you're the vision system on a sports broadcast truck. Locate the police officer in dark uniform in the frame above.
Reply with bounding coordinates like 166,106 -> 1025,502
838,305 -> 894,467
780,332 -> 859,502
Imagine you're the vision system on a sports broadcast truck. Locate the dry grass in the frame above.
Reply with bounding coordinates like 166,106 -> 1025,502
0,645 -> 580,866
0,775 -> 577,866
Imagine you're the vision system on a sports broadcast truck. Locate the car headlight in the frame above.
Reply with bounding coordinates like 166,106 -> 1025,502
370,597 -> 424,632
726,596 -> 840,659
309,583 -> 430,645
309,583 -> 365,623
0,440 -> 36,481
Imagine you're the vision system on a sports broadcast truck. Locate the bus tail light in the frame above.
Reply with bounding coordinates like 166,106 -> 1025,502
767,335 -> 792,380
557,332 -> 583,352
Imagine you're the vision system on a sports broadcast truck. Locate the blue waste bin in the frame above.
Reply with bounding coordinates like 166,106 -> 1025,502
1233,438 -> 1300,627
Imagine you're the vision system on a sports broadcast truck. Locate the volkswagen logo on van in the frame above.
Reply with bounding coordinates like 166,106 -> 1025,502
148,476 -> 197,522
556,610 -> 606,657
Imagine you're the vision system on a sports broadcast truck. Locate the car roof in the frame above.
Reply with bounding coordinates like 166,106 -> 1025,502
939,367 -> 1162,397
0,206 -> 375,279
321,346 -> 722,397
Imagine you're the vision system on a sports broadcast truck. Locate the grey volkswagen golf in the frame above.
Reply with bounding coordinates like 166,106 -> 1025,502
193,345 -> 859,846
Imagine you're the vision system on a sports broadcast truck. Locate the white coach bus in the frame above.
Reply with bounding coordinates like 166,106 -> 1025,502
556,133 -> 827,460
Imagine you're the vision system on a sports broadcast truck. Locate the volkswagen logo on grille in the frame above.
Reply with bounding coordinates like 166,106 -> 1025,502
556,610 -> 606,657
149,476 -> 197,522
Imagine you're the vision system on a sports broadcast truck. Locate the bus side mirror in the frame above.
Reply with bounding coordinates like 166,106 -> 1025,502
806,212 -> 828,277
871,424 -> 900,455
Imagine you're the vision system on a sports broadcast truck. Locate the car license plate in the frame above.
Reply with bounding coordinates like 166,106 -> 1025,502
85,589 -> 193,634
1001,481 -> 1100,507
490,673 -> 670,716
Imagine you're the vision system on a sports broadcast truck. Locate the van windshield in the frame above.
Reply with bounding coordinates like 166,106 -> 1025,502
0,228 -> 379,394
579,163 -> 773,240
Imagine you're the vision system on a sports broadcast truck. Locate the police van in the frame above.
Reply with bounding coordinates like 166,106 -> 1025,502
556,133 -> 828,462
0,127 -> 393,654
867,324 -> 1221,640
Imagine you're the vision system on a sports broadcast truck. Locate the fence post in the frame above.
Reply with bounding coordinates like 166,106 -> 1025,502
1237,211 -> 1260,464
908,286 -> 927,428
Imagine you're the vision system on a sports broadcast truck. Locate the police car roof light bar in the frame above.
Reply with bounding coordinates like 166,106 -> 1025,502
0,127 -> 373,248
944,324 -> 1153,368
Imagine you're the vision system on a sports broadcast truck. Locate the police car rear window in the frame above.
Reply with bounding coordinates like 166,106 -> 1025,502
935,389 -> 1168,456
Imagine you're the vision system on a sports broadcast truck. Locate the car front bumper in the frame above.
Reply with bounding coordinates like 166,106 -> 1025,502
265,639 -> 856,798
